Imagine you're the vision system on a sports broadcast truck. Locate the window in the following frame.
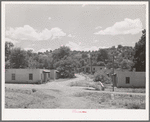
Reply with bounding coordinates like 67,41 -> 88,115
126,77 -> 130,84
29,74 -> 33,80
12,74 -> 15,80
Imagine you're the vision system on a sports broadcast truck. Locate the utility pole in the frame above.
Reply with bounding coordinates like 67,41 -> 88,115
90,54 -> 92,74
112,54 -> 114,91
88,53 -> 92,74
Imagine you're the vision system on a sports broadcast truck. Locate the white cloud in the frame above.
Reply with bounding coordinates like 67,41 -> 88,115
5,38 -> 18,44
24,48 -> 35,52
31,44 -> 35,47
48,17 -> 51,20
66,41 -> 82,51
94,18 -> 143,35
95,26 -> 102,29
6,25 -> 66,41
68,34 -> 72,37
51,27 -> 66,39
37,48 -> 52,53
65,41 -> 108,51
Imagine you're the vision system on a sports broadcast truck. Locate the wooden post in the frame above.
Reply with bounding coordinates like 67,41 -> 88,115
112,54 -> 114,92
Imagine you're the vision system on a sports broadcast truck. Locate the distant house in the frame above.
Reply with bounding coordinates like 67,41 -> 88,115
82,65 -> 106,73
113,70 -> 145,88
5,69 -> 59,84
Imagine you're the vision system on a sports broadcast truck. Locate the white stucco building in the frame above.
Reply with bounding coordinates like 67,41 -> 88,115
5,69 -> 59,84
114,70 -> 145,88
82,65 -> 106,73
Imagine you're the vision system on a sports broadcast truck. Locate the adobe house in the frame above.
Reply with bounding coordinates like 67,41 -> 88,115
5,69 -> 51,84
82,65 -> 106,73
113,70 -> 145,88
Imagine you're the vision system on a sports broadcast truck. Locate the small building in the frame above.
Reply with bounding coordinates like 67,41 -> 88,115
82,65 -> 106,73
114,70 -> 145,88
50,69 -> 59,80
5,69 -> 51,84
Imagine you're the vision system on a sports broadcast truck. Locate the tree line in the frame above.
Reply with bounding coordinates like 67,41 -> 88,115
5,29 -> 146,78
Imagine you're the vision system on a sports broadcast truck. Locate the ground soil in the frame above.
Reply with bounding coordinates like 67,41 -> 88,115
5,74 -> 145,109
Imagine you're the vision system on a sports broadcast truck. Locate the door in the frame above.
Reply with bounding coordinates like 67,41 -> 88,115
44,73 -> 46,82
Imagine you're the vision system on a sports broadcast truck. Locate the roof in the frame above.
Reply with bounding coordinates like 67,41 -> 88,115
43,70 -> 50,73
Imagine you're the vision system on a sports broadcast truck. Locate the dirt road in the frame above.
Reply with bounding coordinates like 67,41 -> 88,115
5,74 -> 145,109
5,74 -> 98,108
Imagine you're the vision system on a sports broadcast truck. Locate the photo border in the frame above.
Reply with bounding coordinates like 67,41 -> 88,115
1,1 -> 149,121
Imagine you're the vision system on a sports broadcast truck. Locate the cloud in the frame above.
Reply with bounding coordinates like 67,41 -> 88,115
66,41 -> 82,51
30,44 -> 35,47
68,34 -> 72,37
68,34 -> 75,38
95,26 -> 102,29
48,17 -> 51,20
5,38 -> 18,44
51,27 -> 66,39
24,48 -> 35,52
94,18 -> 143,35
6,25 -> 66,41
65,41 -> 108,51
37,48 -> 52,53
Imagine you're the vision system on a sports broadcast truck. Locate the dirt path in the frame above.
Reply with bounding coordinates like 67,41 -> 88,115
5,74 -> 145,109
38,74 -> 97,109
5,74 -> 96,108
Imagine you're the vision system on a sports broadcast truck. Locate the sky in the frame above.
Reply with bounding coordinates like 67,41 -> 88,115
5,3 -> 146,52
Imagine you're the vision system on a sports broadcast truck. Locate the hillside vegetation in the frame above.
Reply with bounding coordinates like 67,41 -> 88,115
5,29 -> 146,78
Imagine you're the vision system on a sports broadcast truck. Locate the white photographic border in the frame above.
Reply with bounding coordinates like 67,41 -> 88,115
1,1 -> 149,120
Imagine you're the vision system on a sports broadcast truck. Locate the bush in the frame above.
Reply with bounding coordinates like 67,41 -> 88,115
54,59 -> 75,78
127,103 -> 140,109
32,89 -> 36,92
93,71 -> 110,83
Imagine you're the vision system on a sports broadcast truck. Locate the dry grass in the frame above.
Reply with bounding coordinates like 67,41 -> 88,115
5,87 -> 59,108
69,80 -> 103,91
104,84 -> 145,93
74,92 -> 145,109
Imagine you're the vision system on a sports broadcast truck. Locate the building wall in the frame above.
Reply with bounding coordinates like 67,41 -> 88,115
116,71 -> 145,88
5,69 -> 50,84
82,66 -> 105,72
50,70 -> 59,80
39,69 -> 50,83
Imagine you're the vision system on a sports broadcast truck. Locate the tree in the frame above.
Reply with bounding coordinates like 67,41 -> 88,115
28,57 -> 38,69
117,45 -> 123,49
5,41 -> 14,61
97,61 -> 105,66
133,29 -> 146,71
120,59 -> 129,69
82,53 -> 88,58
53,58 -> 75,78
9,48 -> 28,68
97,49 -> 109,62
52,46 -> 71,62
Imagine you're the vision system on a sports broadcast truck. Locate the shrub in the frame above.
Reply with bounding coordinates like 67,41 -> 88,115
101,97 -> 106,102
127,103 -> 140,109
93,71 -> 110,83
54,59 -> 76,78
32,89 -> 36,92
